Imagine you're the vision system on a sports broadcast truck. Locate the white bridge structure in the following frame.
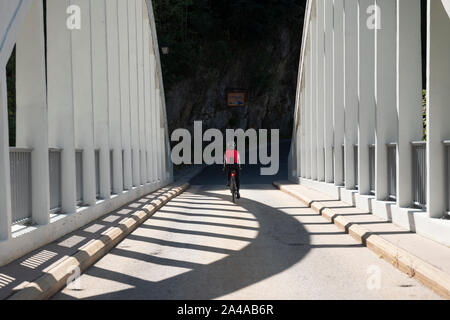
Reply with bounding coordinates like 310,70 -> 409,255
0,0 -> 172,265
289,0 -> 450,245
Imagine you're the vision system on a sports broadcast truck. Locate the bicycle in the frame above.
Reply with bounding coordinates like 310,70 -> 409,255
229,169 -> 238,203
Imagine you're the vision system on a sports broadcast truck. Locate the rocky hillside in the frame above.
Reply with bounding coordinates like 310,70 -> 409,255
154,0 -> 306,141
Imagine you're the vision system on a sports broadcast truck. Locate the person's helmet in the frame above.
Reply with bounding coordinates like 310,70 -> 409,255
227,141 -> 236,149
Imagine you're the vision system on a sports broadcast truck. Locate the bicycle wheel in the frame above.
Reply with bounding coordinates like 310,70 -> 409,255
231,177 -> 236,203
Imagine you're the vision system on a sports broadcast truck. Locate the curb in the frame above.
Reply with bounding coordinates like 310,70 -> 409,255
7,183 -> 190,300
273,181 -> 450,300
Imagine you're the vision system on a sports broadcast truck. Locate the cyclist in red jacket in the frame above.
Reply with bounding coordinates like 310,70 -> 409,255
224,141 -> 241,199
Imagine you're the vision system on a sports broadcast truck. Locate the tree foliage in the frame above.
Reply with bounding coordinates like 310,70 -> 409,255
6,48 -> 15,146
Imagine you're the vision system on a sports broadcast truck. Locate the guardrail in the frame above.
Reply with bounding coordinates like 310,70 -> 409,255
95,149 -> 100,198
342,145 -> 345,184
75,150 -> 83,204
10,148 -> 32,224
387,143 -> 397,200
49,149 -> 62,212
444,141 -> 450,214
110,150 -> 114,194
354,145 -> 358,189
322,147 -> 325,181
331,146 -> 335,182
122,150 -> 126,190
369,145 -> 375,194
412,141 -> 427,208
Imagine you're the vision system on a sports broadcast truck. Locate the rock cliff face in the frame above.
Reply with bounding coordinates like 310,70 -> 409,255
164,25 -> 302,140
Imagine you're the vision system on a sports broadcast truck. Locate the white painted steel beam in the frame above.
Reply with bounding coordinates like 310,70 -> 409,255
396,0 -> 423,208
375,0 -> 397,201
427,0 -> 450,218
106,0 -> 124,195
91,0 -> 112,200
47,0 -> 77,214
16,0 -> 50,225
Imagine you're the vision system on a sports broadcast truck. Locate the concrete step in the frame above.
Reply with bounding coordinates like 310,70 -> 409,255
0,182 -> 189,300
274,180 -> 450,299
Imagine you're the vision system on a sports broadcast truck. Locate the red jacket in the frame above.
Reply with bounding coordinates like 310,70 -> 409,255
224,149 -> 240,165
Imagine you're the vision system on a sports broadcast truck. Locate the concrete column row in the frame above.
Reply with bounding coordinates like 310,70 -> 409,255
0,0 -> 170,240
0,0 -> 36,240
293,0 -> 450,219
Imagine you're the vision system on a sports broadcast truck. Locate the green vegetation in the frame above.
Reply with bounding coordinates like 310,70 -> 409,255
6,48 -> 15,147
422,89 -> 427,141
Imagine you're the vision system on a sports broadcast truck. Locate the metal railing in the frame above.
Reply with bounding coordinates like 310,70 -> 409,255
369,144 -> 375,194
122,150 -> 126,190
412,141 -> 427,208
49,149 -> 62,212
322,147 -> 325,181
10,148 -> 32,224
110,150 -> 114,194
444,141 -> 450,213
75,150 -> 83,204
95,149 -> 100,198
387,143 -> 397,200
342,145 -> 345,184
331,146 -> 335,183
354,144 -> 358,189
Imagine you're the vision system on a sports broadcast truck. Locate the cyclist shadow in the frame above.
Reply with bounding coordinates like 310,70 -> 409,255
62,187 -> 311,300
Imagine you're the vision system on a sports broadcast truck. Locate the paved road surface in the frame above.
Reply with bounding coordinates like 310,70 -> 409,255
54,141 -> 439,299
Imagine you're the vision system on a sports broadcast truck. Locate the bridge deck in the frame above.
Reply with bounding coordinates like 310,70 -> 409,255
49,184 -> 438,300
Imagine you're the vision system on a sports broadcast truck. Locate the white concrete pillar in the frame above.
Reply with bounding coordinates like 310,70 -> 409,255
91,0 -> 111,200
301,45 -> 308,179
427,0 -> 450,218
156,86 -> 163,181
316,0 -> 325,182
310,3 -> 318,181
324,0 -> 334,183
16,0 -> 50,225
118,0 -> 132,190
143,4 -> 153,184
71,0 -> 96,206
150,53 -> 158,183
344,0 -> 359,190
161,111 -> 169,182
47,0 -> 77,214
298,84 -> 304,178
374,0 -> 398,201
357,0 -> 376,195
305,47 -> 311,179
301,56 -> 308,179
293,53 -> 301,179
128,0 -> 141,187
106,0 -> 124,195
396,0 -> 423,207
0,70 -> 11,240
333,0 -> 345,187
136,0 -> 147,186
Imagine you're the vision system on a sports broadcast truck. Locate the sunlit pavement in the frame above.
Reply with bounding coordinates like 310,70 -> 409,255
53,184 -> 440,300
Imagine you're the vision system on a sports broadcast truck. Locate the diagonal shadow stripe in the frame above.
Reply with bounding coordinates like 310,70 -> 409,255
109,248 -> 203,270
148,216 -> 259,231
156,209 -> 257,222
162,204 -> 249,214
57,185 -> 313,300
125,234 -> 237,255
138,224 -> 254,242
